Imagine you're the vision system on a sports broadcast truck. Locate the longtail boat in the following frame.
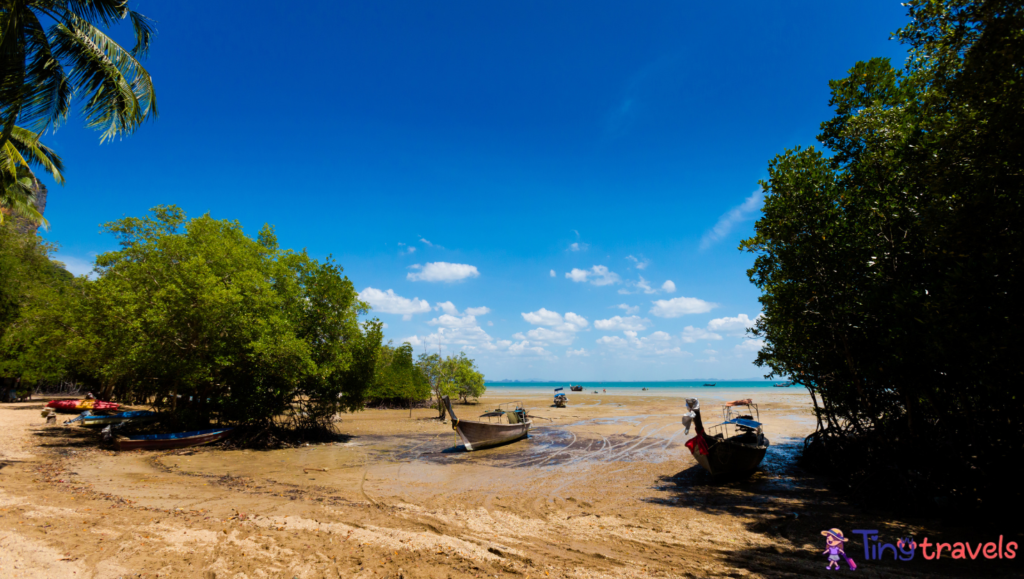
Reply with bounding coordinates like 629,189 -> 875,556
681,398 -> 769,477
442,396 -> 531,451
81,411 -> 158,427
553,392 -> 567,408
569,385 -> 584,392
47,399 -> 119,413
115,428 -> 234,451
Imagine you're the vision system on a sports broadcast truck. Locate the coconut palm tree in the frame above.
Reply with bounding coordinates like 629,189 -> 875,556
0,125 -> 63,228
0,0 -> 158,150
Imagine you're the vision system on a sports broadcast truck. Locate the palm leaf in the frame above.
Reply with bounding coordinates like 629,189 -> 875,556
50,12 -> 157,142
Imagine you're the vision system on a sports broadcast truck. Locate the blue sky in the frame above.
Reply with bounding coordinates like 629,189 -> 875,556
38,1 -> 911,380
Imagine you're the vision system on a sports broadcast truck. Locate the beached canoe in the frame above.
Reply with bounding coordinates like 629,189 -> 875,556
682,398 -> 769,477
81,411 -> 158,427
115,428 -> 234,451
47,399 -> 119,413
442,396 -> 531,451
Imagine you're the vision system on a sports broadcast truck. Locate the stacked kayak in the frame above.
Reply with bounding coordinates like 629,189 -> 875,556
80,410 -> 157,427
47,399 -> 120,413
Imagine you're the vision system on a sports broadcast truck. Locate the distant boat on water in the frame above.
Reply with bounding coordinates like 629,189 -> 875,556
703,383 -> 717,387
774,381 -> 792,388
570,385 -> 584,392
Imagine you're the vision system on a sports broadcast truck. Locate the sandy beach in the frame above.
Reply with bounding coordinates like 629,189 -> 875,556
0,390 -> 1015,578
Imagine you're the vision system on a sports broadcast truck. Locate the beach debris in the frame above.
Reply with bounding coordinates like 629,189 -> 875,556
303,467 -> 329,473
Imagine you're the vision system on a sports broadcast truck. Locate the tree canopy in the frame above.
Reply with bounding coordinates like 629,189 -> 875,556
1,206 -> 382,436
742,0 -> 1023,513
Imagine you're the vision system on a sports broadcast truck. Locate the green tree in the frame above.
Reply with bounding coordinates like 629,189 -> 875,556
367,341 -> 431,414
0,0 -> 158,149
416,351 -> 485,418
742,0 -> 1023,511
2,206 -> 381,437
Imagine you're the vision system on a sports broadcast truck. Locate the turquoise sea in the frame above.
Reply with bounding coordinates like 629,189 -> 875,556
484,380 -> 796,398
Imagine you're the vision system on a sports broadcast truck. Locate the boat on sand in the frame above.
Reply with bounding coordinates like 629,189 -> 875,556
570,385 -> 584,392
115,428 -> 234,451
681,398 -> 769,477
81,410 -> 158,427
442,396 -> 531,451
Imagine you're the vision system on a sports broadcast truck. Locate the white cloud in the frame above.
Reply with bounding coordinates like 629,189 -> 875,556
428,314 -> 478,329
522,308 -> 564,326
594,315 -> 650,331
508,340 -> 551,357
563,312 -> 589,329
596,335 -> 628,347
681,326 -> 723,343
487,321 -> 494,327
436,301 -> 459,315
647,331 -> 672,341
519,309 -> 588,346
407,262 -> 480,282
735,339 -> 766,353
518,327 -> 577,345
53,253 -> 95,277
566,265 -> 621,286
703,349 -> 718,355
569,242 -> 589,252
465,306 -> 491,316
360,288 -> 431,320
626,255 -> 650,270
650,296 -> 717,318
619,275 -> 675,295
700,188 -> 763,250
566,348 -> 589,357
549,269 -> 556,277
707,313 -> 759,336
419,237 -> 444,249
617,304 -> 640,315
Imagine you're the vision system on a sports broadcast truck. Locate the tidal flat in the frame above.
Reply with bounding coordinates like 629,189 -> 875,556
0,392 -> 1014,578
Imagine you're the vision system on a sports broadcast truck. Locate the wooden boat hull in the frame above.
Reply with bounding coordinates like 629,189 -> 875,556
454,419 -> 530,451
442,396 -> 531,451
569,386 -> 583,392
693,435 -> 769,476
116,428 -> 233,451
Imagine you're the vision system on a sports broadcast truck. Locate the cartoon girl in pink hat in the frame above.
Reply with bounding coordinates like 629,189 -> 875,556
822,528 -> 856,570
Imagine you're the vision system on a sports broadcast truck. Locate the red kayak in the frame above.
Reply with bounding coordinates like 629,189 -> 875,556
46,399 -> 120,413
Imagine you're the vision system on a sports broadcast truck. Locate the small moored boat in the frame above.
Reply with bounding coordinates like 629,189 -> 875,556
115,428 -> 234,451
553,392 -> 567,408
569,385 -> 584,392
681,398 -> 769,477
702,383 -> 717,387
442,396 -> 531,451
81,410 -> 158,427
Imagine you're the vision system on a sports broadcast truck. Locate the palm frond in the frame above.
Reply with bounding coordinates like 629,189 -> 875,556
50,12 -> 157,142
13,7 -> 73,137
0,166 -> 47,229
7,125 -> 65,184
127,9 -> 155,57
0,2 -> 30,143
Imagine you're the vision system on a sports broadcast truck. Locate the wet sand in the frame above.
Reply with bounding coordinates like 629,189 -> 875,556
0,391 -> 1016,578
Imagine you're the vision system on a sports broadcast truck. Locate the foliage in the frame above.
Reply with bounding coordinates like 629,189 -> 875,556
417,351 -> 486,418
365,341 -> 430,406
741,0 -> 1023,513
0,222 -> 71,382
1,206 -> 382,435
0,126 -> 63,227
0,0 -> 158,148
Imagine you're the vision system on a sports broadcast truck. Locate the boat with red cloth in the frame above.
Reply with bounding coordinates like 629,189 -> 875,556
46,399 -> 120,413
681,398 -> 769,477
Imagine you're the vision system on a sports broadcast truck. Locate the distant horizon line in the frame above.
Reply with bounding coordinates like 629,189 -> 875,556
485,378 -> 787,383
